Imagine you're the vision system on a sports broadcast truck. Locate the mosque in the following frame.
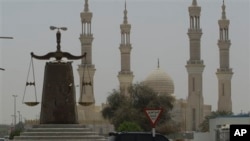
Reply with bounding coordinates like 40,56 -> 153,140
77,0 -> 233,133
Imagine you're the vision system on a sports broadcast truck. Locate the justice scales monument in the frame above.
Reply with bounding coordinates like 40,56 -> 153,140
14,27 -> 106,141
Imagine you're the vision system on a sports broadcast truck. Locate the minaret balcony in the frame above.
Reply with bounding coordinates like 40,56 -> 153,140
120,24 -> 131,31
80,34 -> 93,38
217,68 -> 233,73
218,40 -> 231,45
218,20 -> 230,27
81,12 -> 92,22
119,71 -> 134,77
120,44 -> 132,47
189,7 -> 201,15
78,64 -> 95,69
188,29 -> 202,34
80,34 -> 94,44
119,45 -> 132,53
187,60 -> 203,65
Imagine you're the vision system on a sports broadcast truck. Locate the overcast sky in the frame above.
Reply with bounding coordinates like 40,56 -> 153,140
0,0 -> 249,124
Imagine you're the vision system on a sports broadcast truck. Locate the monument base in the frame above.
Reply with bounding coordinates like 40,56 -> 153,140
14,124 -> 106,141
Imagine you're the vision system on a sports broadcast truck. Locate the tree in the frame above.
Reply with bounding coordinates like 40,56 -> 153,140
117,121 -> 143,132
102,83 -> 176,134
9,122 -> 24,139
0,124 -> 10,138
199,111 -> 233,132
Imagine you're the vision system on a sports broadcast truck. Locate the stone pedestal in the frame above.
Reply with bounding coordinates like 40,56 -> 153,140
14,124 -> 106,141
40,62 -> 78,124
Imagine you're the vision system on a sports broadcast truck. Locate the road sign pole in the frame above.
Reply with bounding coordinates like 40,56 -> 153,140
152,127 -> 156,137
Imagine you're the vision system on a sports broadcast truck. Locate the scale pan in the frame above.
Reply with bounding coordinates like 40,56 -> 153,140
78,102 -> 94,106
24,102 -> 40,106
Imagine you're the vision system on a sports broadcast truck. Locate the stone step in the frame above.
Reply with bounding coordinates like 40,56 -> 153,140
32,124 -> 86,128
26,127 -> 92,132
15,135 -> 105,140
14,124 -> 107,141
21,131 -> 97,136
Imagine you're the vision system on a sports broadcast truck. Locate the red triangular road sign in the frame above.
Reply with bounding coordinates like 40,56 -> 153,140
144,108 -> 163,127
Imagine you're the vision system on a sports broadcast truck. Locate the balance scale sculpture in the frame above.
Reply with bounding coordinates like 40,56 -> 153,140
31,26 -> 85,124
15,27 -> 106,141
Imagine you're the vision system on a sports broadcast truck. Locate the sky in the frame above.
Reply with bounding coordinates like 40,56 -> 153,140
0,0 -> 249,124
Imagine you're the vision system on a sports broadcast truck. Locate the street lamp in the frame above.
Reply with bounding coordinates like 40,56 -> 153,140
12,95 -> 18,129
0,36 -> 13,70
0,37 -> 13,39
11,115 -> 14,126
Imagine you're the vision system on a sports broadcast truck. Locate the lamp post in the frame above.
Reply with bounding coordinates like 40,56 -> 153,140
12,95 -> 18,129
17,111 -> 21,123
11,115 -> 14,126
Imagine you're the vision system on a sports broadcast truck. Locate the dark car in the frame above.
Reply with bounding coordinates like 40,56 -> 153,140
109,132 -> 169,141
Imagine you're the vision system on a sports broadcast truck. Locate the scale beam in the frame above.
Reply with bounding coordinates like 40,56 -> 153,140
31,27 -> 85,61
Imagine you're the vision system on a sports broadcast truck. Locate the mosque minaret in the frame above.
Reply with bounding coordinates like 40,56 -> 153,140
78,0 -> 95,105
216,0 -> 233,112
118,1 -> 134,96
185,0 -> 205,131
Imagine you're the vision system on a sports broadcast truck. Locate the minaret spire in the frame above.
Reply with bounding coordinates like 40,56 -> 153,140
84,0 -> 89,12
80,0 -> 93,63
192,0 -> 197,6
222,0 -> 226,19
217,0 -> 233,112
118,1 -> 134,96
123,0 -> 128,24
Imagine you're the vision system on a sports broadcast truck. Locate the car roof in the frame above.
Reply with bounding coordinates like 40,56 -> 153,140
109,132 -> 169,141
109,132 -> 161,135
